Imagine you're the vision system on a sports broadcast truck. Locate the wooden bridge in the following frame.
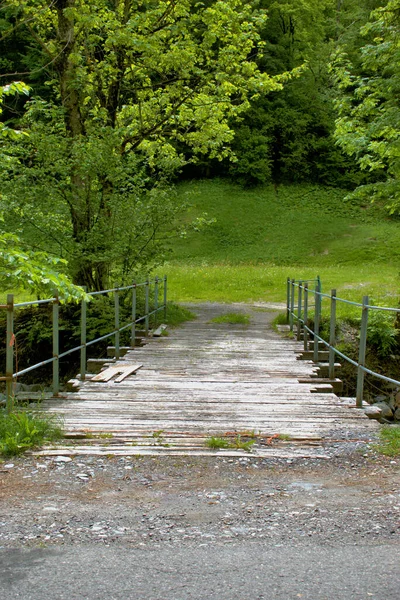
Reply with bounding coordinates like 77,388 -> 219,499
39,302 -> 377,458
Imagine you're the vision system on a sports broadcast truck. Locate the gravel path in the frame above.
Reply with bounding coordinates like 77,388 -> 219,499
1,452 -> 399,549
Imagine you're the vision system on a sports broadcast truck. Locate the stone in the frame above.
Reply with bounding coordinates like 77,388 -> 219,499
374,402 -> 394,420
364,406 -> 382,420
394,408 -> 400,421
395,392 -> 400,408
54,456 -> 72,463
372,395 -> 387,404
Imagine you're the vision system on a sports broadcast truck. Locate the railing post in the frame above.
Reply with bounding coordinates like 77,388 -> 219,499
289,279 -> 295,332
131,282 -> 136,347
154,276 -> 159,328
52,292 -> 60,396
163,275 -> 168,321
297,281 -> 303,341
114,287 -> 120,360
286,277 -> 290,323
356,295 -> 369,408
6,294 -> 14,413
313,279 -> 321,362
80,287 -> 87,382
329,289 -> 337,380
303,283 -> 309,351
145,278 -> 150,335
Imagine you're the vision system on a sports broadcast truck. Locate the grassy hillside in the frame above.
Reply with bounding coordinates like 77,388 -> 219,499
163,180 -> 400,306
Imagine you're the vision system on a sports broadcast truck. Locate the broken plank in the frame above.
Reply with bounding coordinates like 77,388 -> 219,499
153,324 -> 167,337
91,366 -> 122,382
114,364 -> 143,383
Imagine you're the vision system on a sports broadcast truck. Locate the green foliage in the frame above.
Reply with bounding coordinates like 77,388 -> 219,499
331,0 -> 400,212
0,234 -> 87,302
366,311 -> 399,359
0,82 -> 30,141
0,85 -> 84,301
0,0 -> 298,289
210,313 -> 250,325
0,410 -> 63,457
372,426 -> 400,457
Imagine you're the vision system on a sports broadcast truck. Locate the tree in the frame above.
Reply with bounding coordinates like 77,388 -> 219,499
331,0 -> 400,212
0,0 -> 295,289
187,0 -> 367,187
0,83 -> 85,300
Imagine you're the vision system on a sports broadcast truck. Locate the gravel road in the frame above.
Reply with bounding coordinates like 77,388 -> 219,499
1,450 -> 399,598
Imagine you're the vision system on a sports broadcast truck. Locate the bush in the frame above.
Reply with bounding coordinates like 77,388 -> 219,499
0,409 -> 63,457
366,311 -> 399,358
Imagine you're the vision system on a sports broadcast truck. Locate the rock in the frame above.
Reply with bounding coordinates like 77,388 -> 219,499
394,408 -> 400,421
54,456 -> 72,463
387,396 -> 396,410
372,395 -> 387,404
364,406 -> 382,420
395,391 -> 400,408
374,402 -> 394,420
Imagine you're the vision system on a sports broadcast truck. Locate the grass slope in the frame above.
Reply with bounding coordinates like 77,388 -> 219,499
164,180 -> 400,305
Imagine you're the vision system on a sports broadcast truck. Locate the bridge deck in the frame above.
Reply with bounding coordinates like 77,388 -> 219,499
40,303 -> 377,458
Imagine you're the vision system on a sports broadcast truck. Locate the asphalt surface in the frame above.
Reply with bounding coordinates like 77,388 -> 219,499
1,543 -> 399,599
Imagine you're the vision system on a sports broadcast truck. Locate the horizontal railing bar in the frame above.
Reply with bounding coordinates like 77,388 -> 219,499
14,298 -> 56,308
88,279 -> 162,297
0,304 -> 8,310
85,330 -> 118,347
292,279 -> 319,284
302,325 -> 360,368
359,366 -> 400,386
366,304 -> 400,313
13,356 -> 56,378
58,345 -> 84,360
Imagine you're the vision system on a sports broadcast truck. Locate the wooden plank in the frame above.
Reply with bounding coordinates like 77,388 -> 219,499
114,364 -> 143,383
91,366 -> 122,382
153,324 -> 167,337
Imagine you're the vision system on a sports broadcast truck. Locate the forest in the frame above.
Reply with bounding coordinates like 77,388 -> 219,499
0,0 -> 399,301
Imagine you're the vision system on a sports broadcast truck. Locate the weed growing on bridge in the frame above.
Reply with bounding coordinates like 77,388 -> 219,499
205,435 -> 255,452
0,409 -> 63,457
210,313 -> 250,325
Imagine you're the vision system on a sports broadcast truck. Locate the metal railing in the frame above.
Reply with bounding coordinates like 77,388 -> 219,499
1,276 -> 167,412
287,276 -> 400,408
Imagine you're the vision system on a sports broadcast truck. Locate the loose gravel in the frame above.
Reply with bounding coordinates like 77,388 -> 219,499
1,449 -> 399,550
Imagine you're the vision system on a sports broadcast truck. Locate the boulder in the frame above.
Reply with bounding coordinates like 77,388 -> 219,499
364,405 -> 382,420
394,408 -> 400,421
374,402 -> 394,420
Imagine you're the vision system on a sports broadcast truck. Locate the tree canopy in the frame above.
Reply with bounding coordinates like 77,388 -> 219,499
0,0 -> 299,289
331,0 -> 400,212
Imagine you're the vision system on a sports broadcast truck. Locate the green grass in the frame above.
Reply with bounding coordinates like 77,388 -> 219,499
0,409 -> 63,457
162,180 -> 400,308
372,426 -> 400,457
164,302 -> 197,327
210,313 -> 250,325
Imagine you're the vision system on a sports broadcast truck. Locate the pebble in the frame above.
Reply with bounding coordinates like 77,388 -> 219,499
54,456 -> 72,463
